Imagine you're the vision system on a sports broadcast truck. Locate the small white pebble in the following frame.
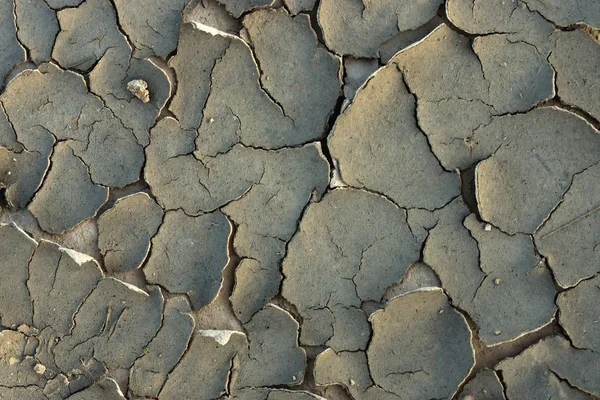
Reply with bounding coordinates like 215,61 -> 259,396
484,224 -> 492,231
349,379 -> 355,386
34,363 -> 46,375
494,330 -> 502,335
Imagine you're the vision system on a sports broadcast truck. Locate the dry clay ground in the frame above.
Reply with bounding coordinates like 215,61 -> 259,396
1,0 -> 600,399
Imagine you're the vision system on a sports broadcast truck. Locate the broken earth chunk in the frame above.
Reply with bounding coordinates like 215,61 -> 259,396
423,200 -> 556,345
28,143 -> 108,234
129,296 -> 195,398
475,107 -> 600,235
112,0 -> 187,58
534,161 -> 600,288
143,209 -> 231,310
457,368 -> 505,400
53,0 -> 128,72
217,0 -> 273,18
14,0 -> 59,65
54,278 -> 163,373
127,79 -> 150,103
328,52 -> 459,209
550,29 -> 600,124
0,224 -> 36,328
368,289 -> 474,400
0,0 -> 26,85
497,335 -> 600,398
98,192 -> 163,272
282,188 -> 420,348
67,378 -> 126,400
317,0 -> 443,57
314,349 -> 373,399
159,330 -> 247,399
557,276 -> 600,353
232,305 -> 306,389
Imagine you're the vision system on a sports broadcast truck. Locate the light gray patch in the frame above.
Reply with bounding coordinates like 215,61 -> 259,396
329,58 -> 459,209
233,305 -> 305,389
497,335 -> 600,398
283,0 -> 316,15
393,24 -> 489,103
473,34 -> 554,113
98,192 -> 163,272
550,29 -> 600,124
67,378 -> 126,400
314,349 -> 373,399
535,162 -> 600,288
89,43 -> 172,146
216,0 -> 274,18
143,209 -> 230,310
0,225 -> 36,328
282,189 -> 420,348
183,0 -> 241,34
557,276 -> 600,353
318,0 -> 443,57
476,107 -> 600,235
28,240 -> 104,337
14,0 -> 59,65
129,296 -> 195,398
53,0 -> 127,72
458,368 -> 505,400
523,0 -> 600,29
368,289 -> 474,399
112,0 -> 187,58
159,330 -> 247,399
54,278 -> 163,373
0,0 -> 26,85
28,143 -> 108,235
343,57 -> 379,99
446,0 -> 556,54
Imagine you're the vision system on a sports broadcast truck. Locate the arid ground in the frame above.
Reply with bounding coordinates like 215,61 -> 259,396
1,0 -> 600,399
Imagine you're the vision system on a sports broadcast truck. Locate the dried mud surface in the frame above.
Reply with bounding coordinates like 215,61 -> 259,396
1,0 -> 600,399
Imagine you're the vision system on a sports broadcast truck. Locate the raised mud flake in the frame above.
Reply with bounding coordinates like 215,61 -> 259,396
112,0 -> 187,58
534,162 -> 600,288
550,29 -> 600,124
0,0 -> 26,85
28,143 -> 108,235
473,34 -> 554,114
27,240 -> 104,337
0,225 -> 36,328
317,0 -> 443,58
0,330 -> 46,388
143,209 -> 231,310
241,9 -> 341,147
14,0 -> 59,65
170,19 -> 340,149
216,0 -> 273,18
314,349 -> 373,399
159,330 -> 247,400
53,0 -> 127,72
98,193 -> 163,272
54,278 -> 163,373
67,378 -> 126,400
232,305 -> 306,389
557,276 -> 600,353
183,0 -> 241,34
368,289 -> 474,400
457,368 -> 505,400
129,296 -> 195,399
282,188 -> 420,348
328,55 -> 459,210
424,201 -> 556,345
475,107 -> 600,235
1,62 -> 144,207
522,0 -> 600,29
446,0 -> 556,54
283,0 -> 316,15
497,335 -> 600,398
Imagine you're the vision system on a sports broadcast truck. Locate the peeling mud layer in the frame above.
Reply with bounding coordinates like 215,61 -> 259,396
1,0 -> 600,399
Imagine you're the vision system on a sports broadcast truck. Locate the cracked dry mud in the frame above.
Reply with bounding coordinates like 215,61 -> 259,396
1,0 -> 600,399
